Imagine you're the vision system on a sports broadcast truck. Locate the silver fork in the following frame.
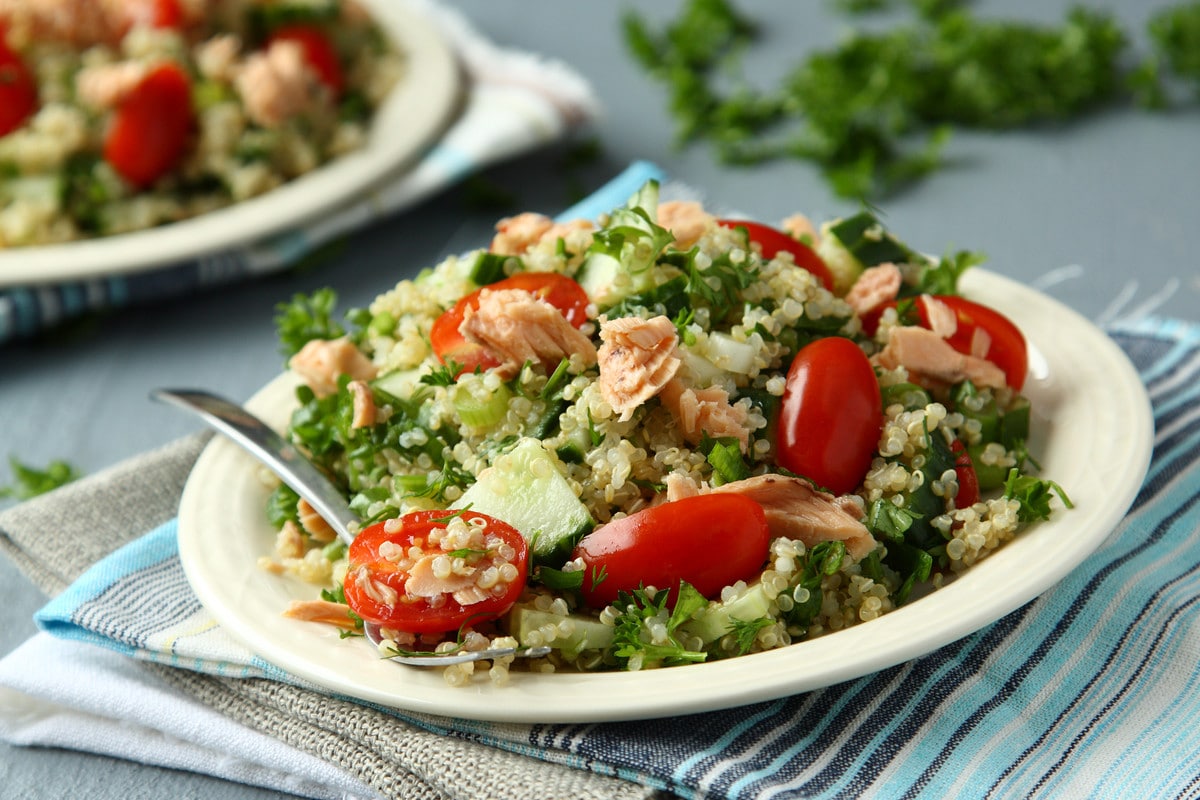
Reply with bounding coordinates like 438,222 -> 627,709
152,388 -> 551,666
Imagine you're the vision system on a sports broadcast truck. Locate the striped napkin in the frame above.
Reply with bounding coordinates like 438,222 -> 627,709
3,165 -> 1200,797
0,0 -> 598,344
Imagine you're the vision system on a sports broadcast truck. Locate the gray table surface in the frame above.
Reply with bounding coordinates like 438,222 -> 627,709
2,0 -> 1198,797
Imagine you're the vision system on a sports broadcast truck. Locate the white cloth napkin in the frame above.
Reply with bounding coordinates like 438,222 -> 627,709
0,633 -> 379,800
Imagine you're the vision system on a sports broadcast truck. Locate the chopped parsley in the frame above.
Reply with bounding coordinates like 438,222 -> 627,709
624,0 -> 1198,198
0,456 -> 82,500
611,582 -> 708,669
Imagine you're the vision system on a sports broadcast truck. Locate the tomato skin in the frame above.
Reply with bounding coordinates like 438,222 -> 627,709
918,295 -> 1028,392
776,337 -> 882,496
103,63 -> 194,188
429,272 -> 591,376
268,25 -> 344,96
343,510 -> 529,634
718,219 -> 835,291
0,38 -> 38,136
573,493 -> 771,609
951,440 -> 980,509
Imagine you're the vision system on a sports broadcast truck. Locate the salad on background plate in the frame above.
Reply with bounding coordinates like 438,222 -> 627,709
256,179 -> 1073,687
0,0 -> 460,285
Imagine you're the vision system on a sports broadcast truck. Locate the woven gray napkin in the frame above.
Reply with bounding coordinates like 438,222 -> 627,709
0,434 -> 655,800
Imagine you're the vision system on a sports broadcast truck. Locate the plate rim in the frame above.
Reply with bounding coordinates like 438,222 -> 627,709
176,268 -> 1154,722
0,0 -> 462,287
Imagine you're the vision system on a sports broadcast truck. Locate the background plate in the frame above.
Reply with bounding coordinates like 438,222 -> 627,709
177,269 -> 1153,723
0,0 -> 461,287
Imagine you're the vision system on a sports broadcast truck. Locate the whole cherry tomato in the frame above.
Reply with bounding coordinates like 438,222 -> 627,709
718,219 -> 835,291
0,36 -> 38,136
103,62 -> 194,188
343,510 -> 529,634
951,439 -> 980,509
268,25 -> 344,96
573,493 -> 771,608
917,295 -> 1028,392
430,272 -> 591,376
776,336 -> 882,496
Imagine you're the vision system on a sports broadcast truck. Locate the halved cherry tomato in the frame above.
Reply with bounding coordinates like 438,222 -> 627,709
429,272 -> 591,376
343,510 -> 529,634
573,493 -> 770,608
776,336 -> 882,496
951,440 -> 980,509
718,219 -> 835,292
917,295 -> 1027,392
103,63 -> 194,188
0,36 -> 38,136
268,25 -> 344,96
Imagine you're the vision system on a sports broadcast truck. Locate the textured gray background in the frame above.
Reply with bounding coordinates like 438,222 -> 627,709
2,0 -> 1198,796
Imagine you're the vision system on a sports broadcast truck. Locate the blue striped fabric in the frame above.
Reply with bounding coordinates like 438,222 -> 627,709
31,315 -> 1200,799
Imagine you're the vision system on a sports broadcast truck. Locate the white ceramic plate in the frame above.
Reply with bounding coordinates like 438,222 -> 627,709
0,0 -> 461,287
177,269 -> 1153,723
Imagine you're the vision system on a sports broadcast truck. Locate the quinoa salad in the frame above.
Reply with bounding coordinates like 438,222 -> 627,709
0,0 -> 403,247
263,181 -> 1072,686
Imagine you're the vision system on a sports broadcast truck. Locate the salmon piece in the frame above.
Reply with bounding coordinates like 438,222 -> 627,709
235,39 -> 320,128
845,263 -> 902,318
296,498 -> 337,544
283,598 -> 358,630
195,33 -> 241,83
597,315 -> 681,421
75,61 -> 148,111
347,379 -> 377,430
490,213 -> 553,255
709,474 -> 878,561
664,472 -> 701,503
404,554 -> 479,600
780,213 -> 819,245
921,295 -> 959,338
657,201 -> 714,250
659,378 -> 750,452
460,287 -> 597,378
289,337 -> 378,397
874,326 -> 1007,390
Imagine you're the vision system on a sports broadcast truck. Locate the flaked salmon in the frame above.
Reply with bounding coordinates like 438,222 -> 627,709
490,213 -> 596,256
597,315 -> 681,421
657,200 -> 713,250
874,325 -> 1007,390
282,598 -> 358,630
845,263 -> 902,318
460,287 -> 597,378
709,474 -> 878,561
347,379 -> 377,430
236,39 -> 323,129
289,337 -> 378,397
658,378 -> 751,452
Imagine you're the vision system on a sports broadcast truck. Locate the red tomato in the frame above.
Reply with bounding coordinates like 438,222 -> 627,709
103,63 -> 194,188
573,493 -> 771,608
951,440 -> 980,509
0,37 -> 37,136
430,272 -> 591,376
917,295 -> 1028,392
776,337 -> 882,496
718,219 -> 835,291
343,510 -> 529,634
268,25 -> 344,96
